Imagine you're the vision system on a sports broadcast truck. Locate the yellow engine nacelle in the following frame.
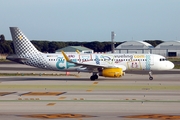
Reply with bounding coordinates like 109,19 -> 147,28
99,68 -> 124,78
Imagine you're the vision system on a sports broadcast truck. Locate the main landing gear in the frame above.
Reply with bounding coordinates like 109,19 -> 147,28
149,70 -> 153,80
90,73 -> 98,81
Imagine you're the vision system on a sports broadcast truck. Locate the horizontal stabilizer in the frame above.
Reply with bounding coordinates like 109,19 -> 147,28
6,54 -> 29,63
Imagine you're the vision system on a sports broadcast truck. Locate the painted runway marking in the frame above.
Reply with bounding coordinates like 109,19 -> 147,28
58,97 -> 66,100
21,113 -> 96,119
0,92 -> 16,96
72,98 -> 85,100
47,103 -> 56,106
93,82 -> 98,85
86,90 -> 92,92
18,98 -> 40,100
20,92 -> 66,96
123,114 -> 180,119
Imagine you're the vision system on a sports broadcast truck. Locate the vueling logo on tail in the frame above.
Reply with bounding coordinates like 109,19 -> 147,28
18,35 -> 23,40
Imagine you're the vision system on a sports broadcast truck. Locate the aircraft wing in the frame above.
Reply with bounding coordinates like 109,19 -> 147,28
61,51 -> 126,71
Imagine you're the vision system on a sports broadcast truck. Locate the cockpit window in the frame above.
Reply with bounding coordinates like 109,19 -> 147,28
160,58 -> 167,61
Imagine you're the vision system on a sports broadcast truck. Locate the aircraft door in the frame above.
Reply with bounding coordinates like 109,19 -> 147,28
150,55 -> 154,65
145,55 -> 154,70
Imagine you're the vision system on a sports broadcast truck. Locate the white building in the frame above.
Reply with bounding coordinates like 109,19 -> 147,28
115,41 -> 180,57
154,41 -> 180,57
115,41 -> 154,54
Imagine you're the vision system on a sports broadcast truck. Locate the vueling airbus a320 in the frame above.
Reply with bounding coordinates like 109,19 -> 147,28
7,27 -> 174,81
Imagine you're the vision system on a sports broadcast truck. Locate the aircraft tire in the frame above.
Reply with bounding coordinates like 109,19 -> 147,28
94,75 -> 98,79
149,77 -> 153,80
90,76 -> 96,81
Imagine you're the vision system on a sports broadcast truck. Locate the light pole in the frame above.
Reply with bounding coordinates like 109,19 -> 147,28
111,31 -> 115,53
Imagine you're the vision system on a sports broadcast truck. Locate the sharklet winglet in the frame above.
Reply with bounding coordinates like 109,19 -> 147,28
76,50 -> 80,54
61,51 -> 72,62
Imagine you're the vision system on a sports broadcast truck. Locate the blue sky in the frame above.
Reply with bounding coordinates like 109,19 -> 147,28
1,0 -> 180,41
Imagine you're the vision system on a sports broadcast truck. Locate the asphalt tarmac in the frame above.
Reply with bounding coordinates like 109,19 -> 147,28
0,62 -> 180,120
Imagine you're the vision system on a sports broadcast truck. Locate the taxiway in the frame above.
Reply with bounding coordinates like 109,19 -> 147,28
0,62 -> 180,120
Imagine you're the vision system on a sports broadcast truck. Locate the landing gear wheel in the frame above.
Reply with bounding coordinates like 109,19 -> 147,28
90,74 -> 98,81
94,75 -> 98,79
149,77 -> 153,80
90,76 -> 96,81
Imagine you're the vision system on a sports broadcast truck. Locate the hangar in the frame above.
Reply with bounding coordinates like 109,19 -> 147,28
154,41 -> 180,57
115,41 -> 154,54
115,41 -> 180,57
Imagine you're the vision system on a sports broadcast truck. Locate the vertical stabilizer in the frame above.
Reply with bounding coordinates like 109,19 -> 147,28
9,27 -> 53,69
10,27 -> 40,55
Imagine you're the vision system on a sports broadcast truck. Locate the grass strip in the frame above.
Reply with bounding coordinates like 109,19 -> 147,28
0,85 -> 180,91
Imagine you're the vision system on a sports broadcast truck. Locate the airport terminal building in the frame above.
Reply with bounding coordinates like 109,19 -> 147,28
115,41 -> 180,57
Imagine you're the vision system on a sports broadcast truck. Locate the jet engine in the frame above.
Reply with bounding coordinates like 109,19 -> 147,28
99,68 -> 124,78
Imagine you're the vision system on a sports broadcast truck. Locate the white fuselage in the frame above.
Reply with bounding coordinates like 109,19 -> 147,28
24,53 -> 174,72
8,27 -> 175,80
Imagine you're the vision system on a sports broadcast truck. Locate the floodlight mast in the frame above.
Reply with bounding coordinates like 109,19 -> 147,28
111,31 -> 115,53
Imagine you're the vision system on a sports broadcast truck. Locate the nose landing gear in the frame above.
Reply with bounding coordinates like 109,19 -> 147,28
149,71 -> 153,80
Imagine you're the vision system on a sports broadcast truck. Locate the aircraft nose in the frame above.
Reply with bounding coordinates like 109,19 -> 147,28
167,61 -> 174,69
